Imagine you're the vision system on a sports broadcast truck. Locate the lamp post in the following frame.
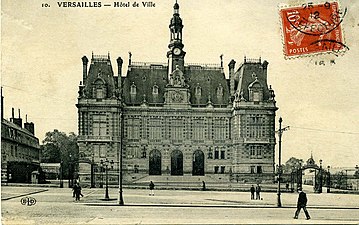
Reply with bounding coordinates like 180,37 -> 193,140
100,160 -> 104,188
276,117 -> 289,207
327,165 -> 331,193
318,159 -> 323,193
68,153 -> 73,188
91,153 -> 95,188
118,108 -> 124,205
345,169 -> 348,190
355,165 -> 359,191
104,159 -> 109,200
59,160 -> 63,188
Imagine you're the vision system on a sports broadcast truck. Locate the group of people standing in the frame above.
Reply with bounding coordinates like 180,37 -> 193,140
250,184 -> 261,200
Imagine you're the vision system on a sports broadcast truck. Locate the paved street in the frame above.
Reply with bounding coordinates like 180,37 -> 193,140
2,186 -> 359,224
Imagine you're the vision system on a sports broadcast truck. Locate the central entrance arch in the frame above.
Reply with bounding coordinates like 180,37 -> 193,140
149,150 -> 161,175
192,150 -> 204,176
171,150 -> 183,175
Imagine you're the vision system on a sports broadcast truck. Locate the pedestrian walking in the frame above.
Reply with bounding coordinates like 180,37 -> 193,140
202,181 -> 206,191
73,183 -> 83,201
250,185 -> 255,200
294,188 -> 310,220
286,182 -> 289,191
149,181 -> 155,196
255,184 -> 261,200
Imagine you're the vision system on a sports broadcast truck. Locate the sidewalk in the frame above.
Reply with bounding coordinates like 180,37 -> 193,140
2,186 -> 359,209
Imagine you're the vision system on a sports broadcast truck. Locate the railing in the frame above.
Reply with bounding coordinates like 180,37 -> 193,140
130,61 -> 167,68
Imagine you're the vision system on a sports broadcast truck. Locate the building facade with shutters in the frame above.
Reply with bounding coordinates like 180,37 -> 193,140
76,2 -> 278,186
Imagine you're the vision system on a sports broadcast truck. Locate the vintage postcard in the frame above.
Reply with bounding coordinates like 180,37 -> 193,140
1,0 -> 359,224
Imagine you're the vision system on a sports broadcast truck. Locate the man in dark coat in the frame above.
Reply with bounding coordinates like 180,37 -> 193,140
149,181 -> 155,196
294,188 -> 310,220
250,185 -> 255,200
255,184 -> 261,200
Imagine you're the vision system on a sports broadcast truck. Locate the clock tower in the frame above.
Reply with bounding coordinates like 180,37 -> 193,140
167,1 -> 186,75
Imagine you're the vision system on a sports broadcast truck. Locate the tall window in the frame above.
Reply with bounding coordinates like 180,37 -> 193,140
213,118 -> 227,140
214,148 -> 219,159
220,150 -> 225,159
250,166 -> 256,174
171,117 -> 184,140
220,166 -> 225,174
247,115 -> 266,138
214,166 -> 219,174
192,117 -> 205,140
148,117 -> 162,140
249,145 -> 263,158
127,117 -> 140,139
92,114 -> 107,136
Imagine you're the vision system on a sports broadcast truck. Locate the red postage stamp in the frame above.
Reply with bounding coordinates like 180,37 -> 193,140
280,1 -> 348,58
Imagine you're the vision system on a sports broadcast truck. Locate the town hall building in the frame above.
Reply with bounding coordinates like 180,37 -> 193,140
76,2 -> 278,186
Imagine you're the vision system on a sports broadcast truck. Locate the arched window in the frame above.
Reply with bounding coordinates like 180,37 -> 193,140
216,84 -> 223,97
130,82 -> 137,95
195,86 -> 202,96
93,78 -> 106,99
152,85 -> 159,95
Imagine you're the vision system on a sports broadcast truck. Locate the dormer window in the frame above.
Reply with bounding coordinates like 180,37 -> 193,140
93,78 -> 106,99
130,83 -> 137,95
248,79 -> 263,102
96,88 -> 104,99
216,84 -> 223,97
152,85 -> 159,95
195,85 -> 202,96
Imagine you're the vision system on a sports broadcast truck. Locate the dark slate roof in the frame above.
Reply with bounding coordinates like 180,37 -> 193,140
84,57 -> 116,98
123,64 -> 230,106
235,61 -> 270,101
185,67 -> 229,106
123,66 -> 168,105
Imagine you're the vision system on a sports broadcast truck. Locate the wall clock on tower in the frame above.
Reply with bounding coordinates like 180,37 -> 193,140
173,48 -> 181,55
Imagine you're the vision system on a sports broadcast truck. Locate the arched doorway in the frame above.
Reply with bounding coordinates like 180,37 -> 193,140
192,150 -> 204,176
171,150 -> 183,175
149,150 -> 161,175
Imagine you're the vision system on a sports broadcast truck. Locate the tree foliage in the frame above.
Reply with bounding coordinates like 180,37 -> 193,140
41,129 -> 78,178
282,157 -> 304,173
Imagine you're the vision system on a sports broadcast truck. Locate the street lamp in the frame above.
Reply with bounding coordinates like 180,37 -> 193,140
355,165 -> 359,191
68,153 -> 73,188
345,169 -> 348,190
104,159 -> 109,200
327,165 -> 331,193
276,117 -> 289,207
59,160 -> 63,188
318,159 -> 323,193
100,160 -> 104,188
91,153 -> 95,188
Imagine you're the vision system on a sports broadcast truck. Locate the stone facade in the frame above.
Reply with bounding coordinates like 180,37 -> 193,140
76,2 -> 277,186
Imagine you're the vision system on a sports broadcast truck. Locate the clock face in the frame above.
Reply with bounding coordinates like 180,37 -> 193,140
173,48 -> 181,55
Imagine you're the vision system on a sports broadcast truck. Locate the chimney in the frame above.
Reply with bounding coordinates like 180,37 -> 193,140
228,59 -> 236,97
116,57 -> 124,90
11,108 -> 22,128
24,121 -> 35,135
82,56 -> 89,84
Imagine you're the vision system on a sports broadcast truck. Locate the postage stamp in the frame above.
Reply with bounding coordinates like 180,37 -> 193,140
280,1 -> 349,58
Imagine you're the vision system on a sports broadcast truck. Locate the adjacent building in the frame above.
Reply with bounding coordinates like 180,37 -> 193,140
76,2 -> 278,186
1,91 -> 41,183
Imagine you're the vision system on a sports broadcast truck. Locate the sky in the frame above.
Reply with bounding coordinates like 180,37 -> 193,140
1,0 -> 359,168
